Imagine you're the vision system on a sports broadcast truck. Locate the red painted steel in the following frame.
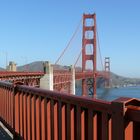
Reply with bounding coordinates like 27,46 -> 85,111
75,70 -> 108,80
82,13 -> 97,97
0,70 -> 74,93
53,69 -> 110,94
0,81 -> 140,139
0,71 -> 43,77
0,71 -> 44,87
53,70 -> 72,93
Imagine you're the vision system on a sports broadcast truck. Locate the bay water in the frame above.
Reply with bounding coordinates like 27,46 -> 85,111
76,87 -> 140,101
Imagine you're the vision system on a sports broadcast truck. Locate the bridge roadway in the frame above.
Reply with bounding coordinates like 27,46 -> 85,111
0,71 -> 43,80
0,70 -> 108,80
75,70 -> 109,79
0,70 -> 109,94
0,70 -> 109,86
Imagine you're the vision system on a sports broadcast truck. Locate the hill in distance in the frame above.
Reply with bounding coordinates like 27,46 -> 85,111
0,67 -> 5,71
17,61 -> 140,87
17,61 -> 44,72
110,72 -> 140,87
17,61 -> 72,72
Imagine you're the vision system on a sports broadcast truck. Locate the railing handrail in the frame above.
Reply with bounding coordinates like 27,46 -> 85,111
16,84 -> 112,112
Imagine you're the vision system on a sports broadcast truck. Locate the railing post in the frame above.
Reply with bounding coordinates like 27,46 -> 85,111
13,83 -> 24,140
111,98 -> 125,140
111,97 -> 138,140
40,61 -> 53,90
12,84 -> 18,139
125,99 -> 140,140
12,87 -> 15,129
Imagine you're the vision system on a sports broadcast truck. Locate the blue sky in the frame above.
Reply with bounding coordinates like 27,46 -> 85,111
0,0 -> 140,77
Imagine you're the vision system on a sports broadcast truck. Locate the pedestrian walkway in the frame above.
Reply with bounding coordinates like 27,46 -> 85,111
0,126 -> 12,140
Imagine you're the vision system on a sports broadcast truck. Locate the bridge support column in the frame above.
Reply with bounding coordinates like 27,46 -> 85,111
82,13 -> 97,97
6,61 -> 17,71
70,66 -> 75,95
40,61 -> 53,90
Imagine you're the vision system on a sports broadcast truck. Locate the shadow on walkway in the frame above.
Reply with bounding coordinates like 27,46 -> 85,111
0,126 -> 12,140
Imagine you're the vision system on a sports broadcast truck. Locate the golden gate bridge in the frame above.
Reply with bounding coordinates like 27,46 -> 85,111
0,13 -> 139,140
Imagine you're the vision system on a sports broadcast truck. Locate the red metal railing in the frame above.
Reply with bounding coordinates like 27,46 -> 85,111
0,82 -> 14,134
0,81 -> 140,140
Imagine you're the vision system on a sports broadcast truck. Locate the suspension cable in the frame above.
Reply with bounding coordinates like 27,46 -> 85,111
74,47 -> 82,68
74,29 -> 87,68
74,20 -> 93,68
96,23 -> 104,71
55,18 -> 82,65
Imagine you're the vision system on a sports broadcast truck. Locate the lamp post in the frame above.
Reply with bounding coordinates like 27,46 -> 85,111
0,51 -> 8,70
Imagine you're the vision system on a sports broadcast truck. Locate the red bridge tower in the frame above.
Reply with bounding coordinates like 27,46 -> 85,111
82,14 -> 97,96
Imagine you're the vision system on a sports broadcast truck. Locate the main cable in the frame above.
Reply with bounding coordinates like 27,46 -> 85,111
96,23 -> 104,71
55,18 -> 82,65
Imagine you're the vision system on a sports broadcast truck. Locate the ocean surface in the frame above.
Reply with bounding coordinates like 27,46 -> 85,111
76,87 -> 140,101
